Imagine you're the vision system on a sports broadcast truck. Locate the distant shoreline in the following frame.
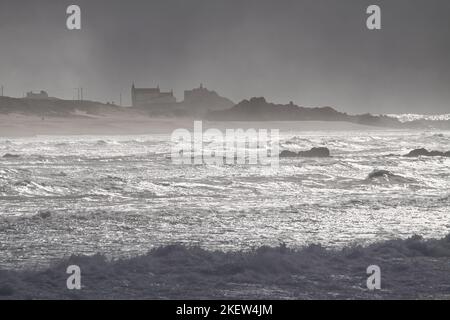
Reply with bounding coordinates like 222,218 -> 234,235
0,113 -> 414,138
1,95 -> 449,137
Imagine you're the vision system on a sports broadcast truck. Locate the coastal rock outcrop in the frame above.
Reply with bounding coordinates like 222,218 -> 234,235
299,147 -> 330,158
2,153 -> 20,159
404,148 -> 450,157
279,150 -> 299,157
280,147 -> 330,158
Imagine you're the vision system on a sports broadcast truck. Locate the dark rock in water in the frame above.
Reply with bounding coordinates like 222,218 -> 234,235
37,210 -> 52,219
429,151 -> 446,157
368,170 -> 395,179
279,150 -> 299,157
405,148 -> 429,157
404,148 -> 450,157
2,153 -> 20,158
298,147 -> 330,158
280,147 -> 330,158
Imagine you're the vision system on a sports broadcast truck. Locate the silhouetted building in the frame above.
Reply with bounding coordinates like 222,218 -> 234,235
26,90 -> 49,100
183,84 -> 234,111
183,83 -> 208,102
131,83 -> 176,108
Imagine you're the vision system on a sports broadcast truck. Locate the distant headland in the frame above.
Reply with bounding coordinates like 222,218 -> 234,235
0,84 -> 449,130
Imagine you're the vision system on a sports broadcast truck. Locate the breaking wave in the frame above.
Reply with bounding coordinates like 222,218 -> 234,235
365,169 -> 418,185
0,234 -> 449,300
385,113 -> 450,122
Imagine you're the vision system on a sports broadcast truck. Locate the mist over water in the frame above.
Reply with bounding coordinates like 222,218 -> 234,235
1,127 -> 449,270
1,0 -> 450,114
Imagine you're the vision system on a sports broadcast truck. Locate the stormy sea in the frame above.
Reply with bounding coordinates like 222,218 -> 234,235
1,125 -> 449,299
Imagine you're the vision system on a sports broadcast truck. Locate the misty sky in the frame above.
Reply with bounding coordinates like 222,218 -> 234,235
0,0 -> 449,114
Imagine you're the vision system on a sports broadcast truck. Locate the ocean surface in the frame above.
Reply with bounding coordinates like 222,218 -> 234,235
385,113 -> 450,122
1,128 -> 449,270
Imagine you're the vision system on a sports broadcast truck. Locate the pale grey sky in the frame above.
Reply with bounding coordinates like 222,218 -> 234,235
0,0 -> 449,114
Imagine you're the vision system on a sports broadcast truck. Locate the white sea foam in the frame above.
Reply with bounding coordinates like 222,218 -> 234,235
384,113 -> 450,122
0,129 -> 449,270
